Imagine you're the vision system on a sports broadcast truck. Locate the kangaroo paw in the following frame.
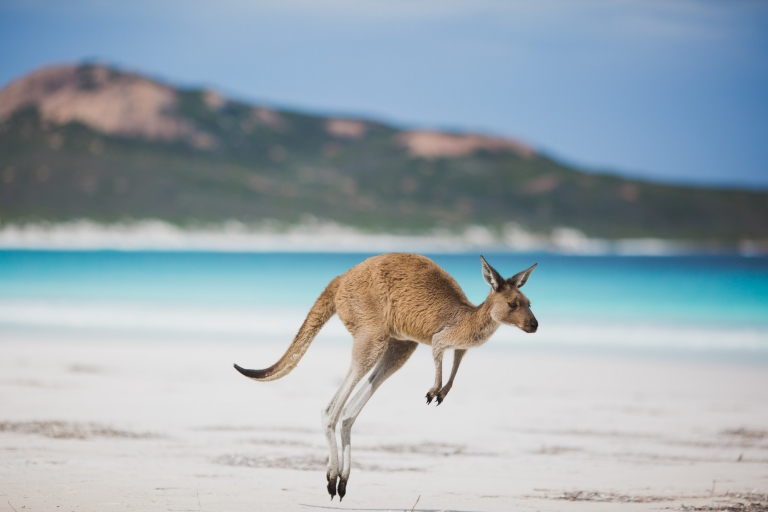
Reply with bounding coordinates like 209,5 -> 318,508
338,478 -> 347,501
436,387 -> 450,405
426,386 -> 443,404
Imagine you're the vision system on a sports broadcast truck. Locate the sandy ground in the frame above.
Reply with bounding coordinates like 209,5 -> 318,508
1,333 -> 767,512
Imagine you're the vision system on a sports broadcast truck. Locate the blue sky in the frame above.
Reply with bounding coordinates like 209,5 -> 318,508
1,0 -> 767,189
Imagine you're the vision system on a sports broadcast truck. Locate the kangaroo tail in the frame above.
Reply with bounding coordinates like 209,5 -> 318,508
233,275 -> 341,382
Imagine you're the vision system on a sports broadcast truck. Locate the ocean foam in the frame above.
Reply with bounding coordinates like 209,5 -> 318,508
0,219 -> 701,255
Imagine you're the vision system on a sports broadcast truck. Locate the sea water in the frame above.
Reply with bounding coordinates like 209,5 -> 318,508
1,251 -> 766,358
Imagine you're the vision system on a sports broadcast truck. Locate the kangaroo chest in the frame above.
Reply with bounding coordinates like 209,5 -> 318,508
431,319 -> 500,349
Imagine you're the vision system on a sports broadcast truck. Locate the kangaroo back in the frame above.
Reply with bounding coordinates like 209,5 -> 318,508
234,275 -> 341,382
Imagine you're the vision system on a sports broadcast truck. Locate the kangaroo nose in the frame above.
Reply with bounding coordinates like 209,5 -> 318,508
529,320 -> 538,331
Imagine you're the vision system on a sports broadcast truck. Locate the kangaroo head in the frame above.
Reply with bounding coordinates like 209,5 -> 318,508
480,256 -> 538,333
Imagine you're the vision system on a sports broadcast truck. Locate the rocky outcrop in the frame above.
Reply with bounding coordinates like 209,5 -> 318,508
396,130 -> 534,159
325,118 -> 367,139
0,64 -> 215,147
1,64 -> 538,159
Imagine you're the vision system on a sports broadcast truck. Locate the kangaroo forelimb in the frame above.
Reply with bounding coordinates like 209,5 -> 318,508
436,349 -> 467,404
426,346 -> 444,404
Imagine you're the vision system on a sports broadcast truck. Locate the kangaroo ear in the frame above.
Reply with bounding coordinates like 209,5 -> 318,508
508,263 -> 537,288
480,255 -> 503,291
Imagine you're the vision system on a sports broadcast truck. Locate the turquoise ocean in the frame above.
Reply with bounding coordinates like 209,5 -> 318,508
1,251 -> 767,360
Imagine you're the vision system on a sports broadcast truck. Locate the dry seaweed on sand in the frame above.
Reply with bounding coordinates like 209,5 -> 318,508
678,504 -> 768,511
213,453 -> 421,473
556,491 -> 670,503
721,428 -> 768,440
0,421 -> 156,439
677,492 -> 768,511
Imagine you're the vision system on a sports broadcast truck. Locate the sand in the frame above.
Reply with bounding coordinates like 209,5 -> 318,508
1,332 -> 767,511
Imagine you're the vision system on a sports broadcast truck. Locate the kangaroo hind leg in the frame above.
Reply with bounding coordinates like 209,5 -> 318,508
338,339 -> 418,500
321,331 -> 388,500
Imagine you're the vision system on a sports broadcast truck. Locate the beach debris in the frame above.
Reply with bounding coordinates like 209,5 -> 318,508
534,445 -> 582,455
678,503 -> 768,511
676,492 -> 768,511
213,453 -> 421,473
721,428 -> 768,440
362,442 -> 469,457
556,491 -> 669,503
0,420 -> 156,439
214,453 -> 327,471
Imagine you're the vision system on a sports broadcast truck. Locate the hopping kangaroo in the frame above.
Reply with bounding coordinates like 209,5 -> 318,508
234,253 -> 537,500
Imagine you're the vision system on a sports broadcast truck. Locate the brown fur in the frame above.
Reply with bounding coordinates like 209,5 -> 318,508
234,275 -> 341,381
234,253 -> 537,500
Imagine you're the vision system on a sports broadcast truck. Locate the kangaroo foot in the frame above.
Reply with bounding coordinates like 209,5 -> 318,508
338,478 -> 347,501
435,386 -> 451,405
326,472 -> 337,499
425,387 -> 440,405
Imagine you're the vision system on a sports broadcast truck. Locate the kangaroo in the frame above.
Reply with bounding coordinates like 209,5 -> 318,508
234,253 -> 537,500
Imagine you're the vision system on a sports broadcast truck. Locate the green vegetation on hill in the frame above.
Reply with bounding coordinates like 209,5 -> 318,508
1,71 -> 767,244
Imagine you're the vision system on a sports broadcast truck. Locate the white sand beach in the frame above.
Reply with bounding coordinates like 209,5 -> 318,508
2,330 -> 767,511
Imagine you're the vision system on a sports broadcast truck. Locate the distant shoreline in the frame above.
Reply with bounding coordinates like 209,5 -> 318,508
0,219 -> 763,255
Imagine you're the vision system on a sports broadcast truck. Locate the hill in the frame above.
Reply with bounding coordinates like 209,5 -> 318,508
1,64 -> 766,247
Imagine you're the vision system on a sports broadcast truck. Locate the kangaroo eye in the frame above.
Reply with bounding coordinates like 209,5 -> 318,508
508,302 -> 518,310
